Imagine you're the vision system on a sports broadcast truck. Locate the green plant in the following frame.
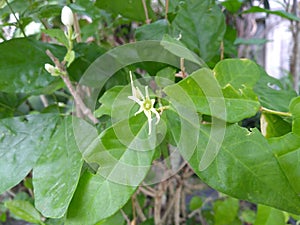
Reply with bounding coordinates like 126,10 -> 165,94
0,0 -> 300,224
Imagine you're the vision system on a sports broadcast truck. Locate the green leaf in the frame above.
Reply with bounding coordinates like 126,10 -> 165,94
189,196 -> 203,211
0,92 -> 23,119
4,200 -> 43,224
32,116 -> 84,218
95,0 -> 155,22
42,29 -> 69,47
213,197 -> 239,225
66,114 -> 157,224
290,97 -> 300,135
65,50 -> 76,67
37,4 -> 62,19
240,209 -> 256,224
0,114 -> 59,194
254,205 -> 287,225
0,38 -> 65,94
254,70 -> 297,112
164,62 -> 260,123
94,86 -> 124,118
66,171 -> 136,225
221,0 -> 243,13
94,211 -> 124,225
171,0 -> 226,60
135,19 -> 170,41
234,38 -> 270,45
155,66 -> 176,88
80,40 -> 205,89
269,133 -> 300,196
188,124 -> 300,215
260,113 -> 291,138
68,43 -> 106,81
214,59 -> 261,89
243,6 -> 300,22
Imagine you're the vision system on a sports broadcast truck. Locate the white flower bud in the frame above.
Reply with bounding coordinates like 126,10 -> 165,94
44,63 -> 56,74
61,6 -> 74,27
44,63 -> 61,76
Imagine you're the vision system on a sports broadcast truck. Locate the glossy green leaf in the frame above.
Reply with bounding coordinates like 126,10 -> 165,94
0,92 -> 23,119
171,0 -> 226,60
254,70 -> 297,112
155,66 -> 176,88
32,116 -> 84,218
42,29 -> 68,47
254,205 -> 287,225
260,113 -> 291,138
0,114 -> 59,194
66,171 -> 136,225
36,4 -> 62,19
4,200 -> 43,224
269,133 -> 300,196
95,0 -> 155,22
188,124 -> 300,214
135,19 -> 170,41
94,211 -> 124,225
290,97 -> 300,135
213,197 -> 239,225
68,43 -> 106,81
164,64 -> 260,123
214,59 -> 261,89
243,6 -> 300,22
94,86 -> 124,118
0,38 -> 65,94
80,40 -> 204,90
221,0 -> 243,13
67,113 -> 157,224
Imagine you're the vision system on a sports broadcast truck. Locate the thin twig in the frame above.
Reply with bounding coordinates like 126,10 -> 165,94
131,195 -> 137,224
175,58 -> 188,78
220,40 -> 224,60
45,49 -> 99,124
142,0 -> 151,24
40,95 -> 49,107
73,12 -> 82,42
154,196 -> 162,224
139,186 -> 156,197
174,185 -> 182,225
161,190 -> 176,223
165,0 -> 169,20
121,210 -> 131,225
133,194 -> 147,222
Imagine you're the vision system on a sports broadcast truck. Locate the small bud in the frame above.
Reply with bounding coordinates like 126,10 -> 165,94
44,63 -> 56,74
44,63 -> 61,76
61,6 -> 74,27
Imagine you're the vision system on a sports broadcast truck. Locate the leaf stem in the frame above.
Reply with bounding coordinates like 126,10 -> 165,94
260,106 -> 292,117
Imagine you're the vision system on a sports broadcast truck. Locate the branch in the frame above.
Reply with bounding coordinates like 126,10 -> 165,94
46,49 -> 99,124
142,0 -> 151,24
165,0 -> 169,20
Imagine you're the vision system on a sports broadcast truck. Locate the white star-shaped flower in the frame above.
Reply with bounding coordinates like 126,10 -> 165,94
128,71 -> 160,135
